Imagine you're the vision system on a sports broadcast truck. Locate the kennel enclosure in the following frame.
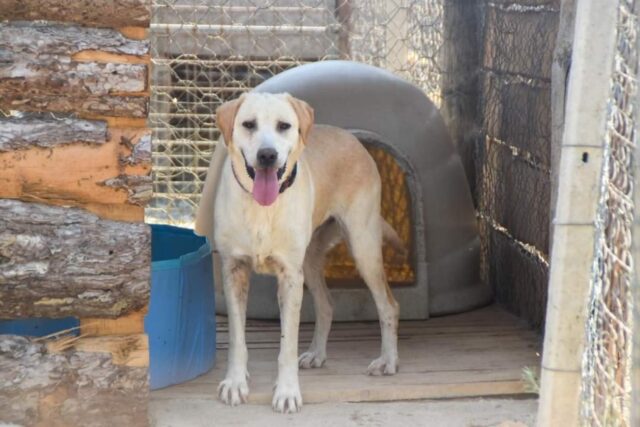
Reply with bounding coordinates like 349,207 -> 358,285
0,0 -> 639,425
148,0 -> 640,425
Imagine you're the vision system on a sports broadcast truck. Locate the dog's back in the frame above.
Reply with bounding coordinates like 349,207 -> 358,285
303,124 -> 381,229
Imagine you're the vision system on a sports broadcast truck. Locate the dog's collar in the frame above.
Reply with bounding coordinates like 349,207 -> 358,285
278,163 -> 297,194
231,162 -> 298,196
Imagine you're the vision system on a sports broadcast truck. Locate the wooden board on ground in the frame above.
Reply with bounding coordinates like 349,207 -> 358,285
152,305 -> 541,404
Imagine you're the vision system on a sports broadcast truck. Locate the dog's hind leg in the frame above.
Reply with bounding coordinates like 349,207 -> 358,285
218,256 -> 251,406
299,220 -> 341,369
342,204 -> 400,376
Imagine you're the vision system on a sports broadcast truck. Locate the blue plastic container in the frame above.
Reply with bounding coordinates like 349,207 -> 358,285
146,224 -> 217,390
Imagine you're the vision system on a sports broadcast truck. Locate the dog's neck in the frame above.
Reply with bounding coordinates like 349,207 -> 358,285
278,163 -> 298,194
231,162 -> 298,196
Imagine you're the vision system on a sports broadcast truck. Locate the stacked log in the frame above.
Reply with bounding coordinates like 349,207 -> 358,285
0,2 -> 152,425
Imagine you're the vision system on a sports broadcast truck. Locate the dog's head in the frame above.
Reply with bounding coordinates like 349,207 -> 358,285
216,92 -> 314,206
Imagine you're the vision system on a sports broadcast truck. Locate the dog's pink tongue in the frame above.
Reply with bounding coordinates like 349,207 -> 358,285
252,168 -> 279,206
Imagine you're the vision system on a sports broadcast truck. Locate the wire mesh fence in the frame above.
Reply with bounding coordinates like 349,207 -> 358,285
475,1 -> 559,329
581,1 -> 639,425
147,0 -> 444,226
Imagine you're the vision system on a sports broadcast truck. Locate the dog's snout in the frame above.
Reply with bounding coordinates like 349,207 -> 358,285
257,147 -> 278,168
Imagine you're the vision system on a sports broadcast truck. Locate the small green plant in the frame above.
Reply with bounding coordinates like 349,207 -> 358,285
521,366 -> 540,394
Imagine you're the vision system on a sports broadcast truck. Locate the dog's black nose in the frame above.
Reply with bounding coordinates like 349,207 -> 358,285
257,147 -> 278,168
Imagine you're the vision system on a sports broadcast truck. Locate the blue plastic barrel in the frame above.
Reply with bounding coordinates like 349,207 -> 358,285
146,224 -> 217,390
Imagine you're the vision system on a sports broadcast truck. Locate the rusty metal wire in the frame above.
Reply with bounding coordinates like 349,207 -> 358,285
581,1 -> 638,425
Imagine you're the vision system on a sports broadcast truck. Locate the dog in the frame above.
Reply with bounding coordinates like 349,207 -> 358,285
202,92 -> 402,413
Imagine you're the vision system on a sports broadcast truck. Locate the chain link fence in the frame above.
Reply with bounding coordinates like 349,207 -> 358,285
147,0 -> 444,226
581,1 -> 638,425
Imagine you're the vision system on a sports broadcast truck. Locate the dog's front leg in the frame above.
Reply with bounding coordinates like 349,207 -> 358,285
218,256 -> 251,406
273,265 -> 304,413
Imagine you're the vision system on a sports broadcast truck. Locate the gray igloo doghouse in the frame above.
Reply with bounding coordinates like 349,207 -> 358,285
214,61 -> 491,321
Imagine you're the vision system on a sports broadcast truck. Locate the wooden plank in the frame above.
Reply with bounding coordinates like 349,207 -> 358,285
119,27 -> 149,41
154,375 -> 529,404
84,116 -> 149,129
0,0 -> 151,28
218,305 -> 531,331
0,200 -> 150,319
206,342 -> 539,376
72,50 -> 150,65
0,115 -> 107,152
81,307 -> 147,336
1,94 -> 149,118
0,124 -> 151,221
0,335 -> 148,427
153,306 -> 540,404
216,325 -> 540,343
0,23 -> 148,56
0,23 -> 149,117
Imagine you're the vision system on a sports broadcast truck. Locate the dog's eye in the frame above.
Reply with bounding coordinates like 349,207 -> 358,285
277,121 -> 291,131
242,120 -> 256,130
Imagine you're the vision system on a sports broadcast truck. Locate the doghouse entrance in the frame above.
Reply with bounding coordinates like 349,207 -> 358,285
325,143 -> 415,287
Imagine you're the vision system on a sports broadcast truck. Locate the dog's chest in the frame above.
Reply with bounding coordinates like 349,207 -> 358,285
217,196 -> 309,274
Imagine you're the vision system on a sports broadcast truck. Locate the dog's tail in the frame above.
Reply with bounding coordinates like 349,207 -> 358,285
381,218 -> 407,261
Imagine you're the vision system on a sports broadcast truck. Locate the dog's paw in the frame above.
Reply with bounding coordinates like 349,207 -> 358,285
217,376 -> 249,406
366,355 -> 399,376
272,381 -> 303,413
298,350 -> 326,369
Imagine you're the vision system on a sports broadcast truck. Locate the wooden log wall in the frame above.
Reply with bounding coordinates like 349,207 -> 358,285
0,2 -> 152,425
0,335 -> 148,427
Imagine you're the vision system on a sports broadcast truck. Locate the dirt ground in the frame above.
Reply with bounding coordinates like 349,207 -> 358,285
150,397 -> 537,427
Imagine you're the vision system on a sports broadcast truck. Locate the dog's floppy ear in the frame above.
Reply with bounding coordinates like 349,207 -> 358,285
287,95 -> 314,144
216,95 -> 245,146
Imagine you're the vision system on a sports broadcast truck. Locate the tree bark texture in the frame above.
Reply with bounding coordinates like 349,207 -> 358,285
0,123 -> 151,222
0,0 -> 151,28
0,115 -> 107,152
0,335 -> 148,427
101,174 -> 152,206
0,200 -> 150,319
0,23 -> 149,117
